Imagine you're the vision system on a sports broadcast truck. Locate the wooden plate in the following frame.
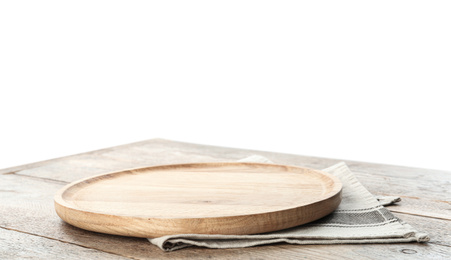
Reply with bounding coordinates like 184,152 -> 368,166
54,162 -> 342,238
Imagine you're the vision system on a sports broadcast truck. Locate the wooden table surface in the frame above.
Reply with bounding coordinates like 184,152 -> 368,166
1,139 -> 450,259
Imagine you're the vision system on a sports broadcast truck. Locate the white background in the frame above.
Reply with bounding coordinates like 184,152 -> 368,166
0,1 -> 450,171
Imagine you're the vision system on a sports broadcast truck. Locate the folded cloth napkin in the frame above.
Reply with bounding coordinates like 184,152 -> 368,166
149,156 -> 429,251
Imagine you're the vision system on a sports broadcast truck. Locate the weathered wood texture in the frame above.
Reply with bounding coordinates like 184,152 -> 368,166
0,227 -> 129,260
1,138 -> 450,259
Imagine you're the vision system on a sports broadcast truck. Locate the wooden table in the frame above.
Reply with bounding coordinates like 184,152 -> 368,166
1,139 -> 450,259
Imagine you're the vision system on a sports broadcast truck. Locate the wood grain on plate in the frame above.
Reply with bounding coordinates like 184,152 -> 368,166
54,162 -> 342,238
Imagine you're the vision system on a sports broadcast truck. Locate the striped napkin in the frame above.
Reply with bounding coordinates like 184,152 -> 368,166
149,156 -> 429,251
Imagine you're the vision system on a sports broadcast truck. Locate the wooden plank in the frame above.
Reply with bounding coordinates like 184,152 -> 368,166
355,171 -> 450,201
381,197 -> 451,221
0,227 -> 129,260
13,154 -> 138,182
392,213 -> 451,248
0,139 -> 154,175
353,171 -> 451,220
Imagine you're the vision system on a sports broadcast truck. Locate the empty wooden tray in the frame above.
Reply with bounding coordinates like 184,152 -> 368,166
54,162 -> 342,238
